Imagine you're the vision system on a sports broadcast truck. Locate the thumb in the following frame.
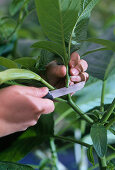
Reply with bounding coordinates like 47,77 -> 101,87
13,86 -> 49,98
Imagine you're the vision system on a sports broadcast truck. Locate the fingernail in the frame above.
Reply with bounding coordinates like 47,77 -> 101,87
71,68 -> 79,75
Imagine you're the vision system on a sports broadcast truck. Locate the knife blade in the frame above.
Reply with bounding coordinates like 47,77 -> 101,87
43,81 -> 85,100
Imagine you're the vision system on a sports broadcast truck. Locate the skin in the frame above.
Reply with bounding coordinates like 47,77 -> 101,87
0,52 -> 88,137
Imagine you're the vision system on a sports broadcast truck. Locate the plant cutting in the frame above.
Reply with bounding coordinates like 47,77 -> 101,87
0,0 -> 115,169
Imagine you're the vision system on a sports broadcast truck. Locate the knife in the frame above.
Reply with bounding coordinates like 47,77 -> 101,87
43,81 -> 85,100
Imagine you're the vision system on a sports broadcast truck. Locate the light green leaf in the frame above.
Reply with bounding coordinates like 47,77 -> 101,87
87,146 -> 95,166
0,69 -> 41,84
0,57 -> 18,69
73,70 -> 115,112
90,124 -> 107,158
0,162 -> 34,170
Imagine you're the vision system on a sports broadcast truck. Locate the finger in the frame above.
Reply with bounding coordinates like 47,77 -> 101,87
70,75 -> 82,83
75,59 -> 88,72
79,72 -> 89,82
13,85 -> 49,98
69,52 -> 80,68
48,65 -> 66,78
26,95 -> 55,114
70,72 -> 89,82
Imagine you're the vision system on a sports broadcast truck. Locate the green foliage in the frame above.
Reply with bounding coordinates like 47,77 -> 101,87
33,0 -> 99,64
0,0 -> 115,169
87,146 -> 95,166
0,114 -> 54,162
0,161 -> 34,170
14,57 -> 36,70
90,124 -> 107,158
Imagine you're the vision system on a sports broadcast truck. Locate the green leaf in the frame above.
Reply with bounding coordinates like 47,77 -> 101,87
0,57 -> 18,69
10,0 -> 25,16
87,146 -> 95,166
32,41 -> 65,61
0,17 -> 16,41
104,54 -> 115,80
0,114 -> 54,162
14,57 -> 36,70
0,161 -> 34,170
81,48 -> 108,57
9,0 -> 30,16
34,0 -> 80,63
84,38 -> 115,52
90,124 -> 107,158
0,69 -> 41,84
71,0 -> 100,50
84,46 -> 115,80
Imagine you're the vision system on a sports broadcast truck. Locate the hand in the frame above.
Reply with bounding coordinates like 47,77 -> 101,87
0,86 -> 54,137
47,52 -> 89,89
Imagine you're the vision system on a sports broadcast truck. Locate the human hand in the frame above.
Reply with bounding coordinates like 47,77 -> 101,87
0,86 -> 54,137
47,52 -> 89,89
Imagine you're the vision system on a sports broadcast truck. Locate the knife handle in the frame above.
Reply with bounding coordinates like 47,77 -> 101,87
43,92 -> 54,100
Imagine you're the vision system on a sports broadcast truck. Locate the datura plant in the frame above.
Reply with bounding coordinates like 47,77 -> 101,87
0,0 -> 115,170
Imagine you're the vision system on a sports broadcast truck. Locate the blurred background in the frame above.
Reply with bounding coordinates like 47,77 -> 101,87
0,0 -> 115,170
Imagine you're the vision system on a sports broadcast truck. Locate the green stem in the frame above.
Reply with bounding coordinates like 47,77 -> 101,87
68,97 -> 94,124
98,156 -> 107,170
88,153 -> 115,170
100,80 -> 106,112
50,138 -> 58,170
53,135 -> 91,148
106,117 -> 115,129
100,98 -> 115,123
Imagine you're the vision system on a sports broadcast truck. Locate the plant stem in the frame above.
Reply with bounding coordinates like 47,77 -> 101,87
68,97 -> 94,124
100,80 -> 106,112
50,138 -> 58,170
100,98 -> 115,123
53,135 -> 91,148
98,156 -> 107,170
88,153 -> 115,170
106,117 -> 115,129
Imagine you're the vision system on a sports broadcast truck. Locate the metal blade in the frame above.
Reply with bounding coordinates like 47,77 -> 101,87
50,81 -> 85,99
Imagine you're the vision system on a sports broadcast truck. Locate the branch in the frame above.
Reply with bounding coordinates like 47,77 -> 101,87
53,135 -> 91,148
68,96 -> 94,124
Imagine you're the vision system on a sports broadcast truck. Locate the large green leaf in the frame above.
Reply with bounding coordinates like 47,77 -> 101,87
84,38 -> 115,52
0,69 -> 41,84
73,70 -> 115,112
0,114 -> 54,162
34,0 -> 80,63
0,162 -> 34,170
90,124 -> 107,158
33,0 -> 99,63
0,57 -> 18,69
84,45 -> 115,80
